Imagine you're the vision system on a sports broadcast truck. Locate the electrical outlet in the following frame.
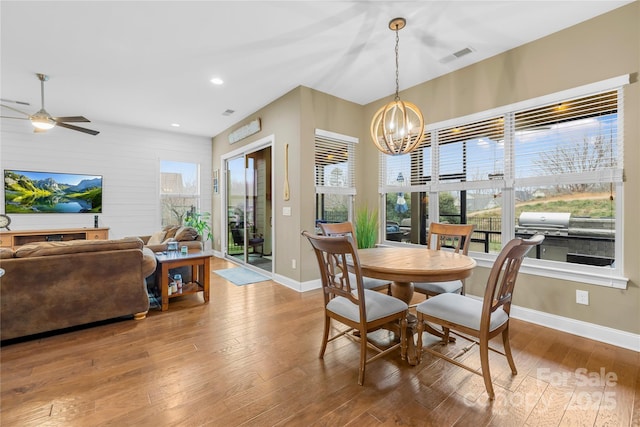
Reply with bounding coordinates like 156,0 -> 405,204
292,259 -> 296,269
576,290 -> 589,305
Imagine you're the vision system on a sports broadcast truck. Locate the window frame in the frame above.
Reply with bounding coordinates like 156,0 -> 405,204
159,160 -> 201,227
379,75 -> 629,289
314,129 -> 358,227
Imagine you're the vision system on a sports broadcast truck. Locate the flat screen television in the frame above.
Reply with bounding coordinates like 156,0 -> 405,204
4,169 -> 102,214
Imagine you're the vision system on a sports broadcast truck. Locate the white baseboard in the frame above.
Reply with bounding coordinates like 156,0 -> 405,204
509,304 -> 639,352
272,274 -> 321,292
465,294 -> 639,352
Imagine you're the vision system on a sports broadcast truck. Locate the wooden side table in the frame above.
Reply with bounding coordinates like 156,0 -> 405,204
154,251 -> 212,311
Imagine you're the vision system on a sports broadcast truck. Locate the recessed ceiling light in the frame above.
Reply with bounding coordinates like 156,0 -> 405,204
171,123 -> 180,127
210,77 -> 224,85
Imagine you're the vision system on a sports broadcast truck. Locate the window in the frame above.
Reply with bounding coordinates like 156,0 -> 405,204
314,129 -> 357,227
160,160 -> 200,226
379,76 -> 628,288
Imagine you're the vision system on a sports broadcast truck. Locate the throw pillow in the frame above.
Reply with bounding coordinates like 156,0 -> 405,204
174,226 -> 199,241
163,225 -> 180,239
147,230 -> 167,246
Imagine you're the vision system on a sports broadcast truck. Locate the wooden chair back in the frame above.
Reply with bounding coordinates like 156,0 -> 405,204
318,221 -> 391,294
302,231 -> 365,307
426,222 -> 475,255
482,234 -> 544,320
318,221 -> 356,241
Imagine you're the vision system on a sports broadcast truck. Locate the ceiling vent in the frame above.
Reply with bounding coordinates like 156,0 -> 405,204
222,109 -> 235,116
439,46 -> 474,64
453,47 -> 473,58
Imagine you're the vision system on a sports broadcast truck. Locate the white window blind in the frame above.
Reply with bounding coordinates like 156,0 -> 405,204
513,89 -> 621,186
379,132 -> 431,193
437,116 -> 505,184
314,130 -> 356,195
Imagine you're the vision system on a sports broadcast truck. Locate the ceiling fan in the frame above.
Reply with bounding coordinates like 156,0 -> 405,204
0,73 -> 99,135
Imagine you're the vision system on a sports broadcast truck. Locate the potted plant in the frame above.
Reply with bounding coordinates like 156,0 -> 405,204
184,210 -> 213,243
354,207 -> 379,249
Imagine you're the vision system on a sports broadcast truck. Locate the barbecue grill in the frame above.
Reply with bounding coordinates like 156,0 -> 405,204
515,212 -> 614,265
516,212 -> 571,236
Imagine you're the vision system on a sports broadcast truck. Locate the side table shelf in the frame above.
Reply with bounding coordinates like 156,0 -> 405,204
0,227 -> 110,249
169,281 -> 204,298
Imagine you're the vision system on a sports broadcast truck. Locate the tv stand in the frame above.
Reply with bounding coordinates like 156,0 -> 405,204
0,227 -> 110,249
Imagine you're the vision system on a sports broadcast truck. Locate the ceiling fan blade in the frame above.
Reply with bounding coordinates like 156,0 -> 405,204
0,98 -> 30,106
1,104 -> 31,117
0,115 -> 29,120
56,121 -> 100,136
54,116 -> 90,123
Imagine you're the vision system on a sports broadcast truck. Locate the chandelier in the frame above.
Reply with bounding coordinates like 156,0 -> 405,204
370,17 -> 425,156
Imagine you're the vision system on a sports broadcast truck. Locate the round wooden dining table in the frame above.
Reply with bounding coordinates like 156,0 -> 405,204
354,246 -> 477,305
352,246 -> 477,365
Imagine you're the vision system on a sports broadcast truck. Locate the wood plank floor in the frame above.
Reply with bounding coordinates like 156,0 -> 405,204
1,256 -> 639,426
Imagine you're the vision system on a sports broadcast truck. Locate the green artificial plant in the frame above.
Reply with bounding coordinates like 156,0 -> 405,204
184,210 -> 213,243
354,207 -> 379,249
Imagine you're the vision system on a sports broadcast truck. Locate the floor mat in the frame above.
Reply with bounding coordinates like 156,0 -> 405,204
213,267 -> 270,286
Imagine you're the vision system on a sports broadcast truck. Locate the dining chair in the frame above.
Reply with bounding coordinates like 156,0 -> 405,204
413,222 -> 476,298
318,221 -> 392,294
302,230 -> 409,386
415,234 -> 544,399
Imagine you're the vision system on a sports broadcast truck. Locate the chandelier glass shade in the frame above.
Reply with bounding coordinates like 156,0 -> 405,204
370,17 -> 425,156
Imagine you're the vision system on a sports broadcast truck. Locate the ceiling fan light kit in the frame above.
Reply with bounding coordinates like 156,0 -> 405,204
30,109 -> 56,130
0,73 -> 99,136
370,17 -> 426,156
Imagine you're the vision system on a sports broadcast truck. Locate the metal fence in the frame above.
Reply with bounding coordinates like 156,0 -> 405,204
468,217 -> 502,252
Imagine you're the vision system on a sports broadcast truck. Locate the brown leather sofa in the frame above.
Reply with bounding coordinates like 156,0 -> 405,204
0,237 -> 156,341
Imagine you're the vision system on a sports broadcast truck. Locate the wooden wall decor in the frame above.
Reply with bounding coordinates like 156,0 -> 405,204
284,143 -> 290,201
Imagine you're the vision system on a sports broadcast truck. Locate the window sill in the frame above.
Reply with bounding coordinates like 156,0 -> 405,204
379,241 -> 628,289
471,252 -> 628,289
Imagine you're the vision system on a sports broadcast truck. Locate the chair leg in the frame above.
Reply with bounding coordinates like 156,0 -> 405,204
319,315 -> 330,358
479,338 -> 495,400
415,316 -> 424,363
442,327 -> 450,344
502,326 -> 517,375
358,329 -> 368,386
400,315 -> 408,361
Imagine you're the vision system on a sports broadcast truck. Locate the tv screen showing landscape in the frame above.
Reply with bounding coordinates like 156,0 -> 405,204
4,170 -> 103,214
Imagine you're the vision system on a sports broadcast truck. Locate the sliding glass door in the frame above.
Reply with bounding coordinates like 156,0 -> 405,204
225,146 -> 272,272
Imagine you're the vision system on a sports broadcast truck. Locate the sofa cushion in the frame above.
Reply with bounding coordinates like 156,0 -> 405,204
163,225 -> 180,239
15,237 -> 144,258
147,230 -> 167,245
0,247 -> 15,259
174,226 -> 199,242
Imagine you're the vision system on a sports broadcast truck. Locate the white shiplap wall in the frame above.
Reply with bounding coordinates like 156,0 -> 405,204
0,119 -> 212,241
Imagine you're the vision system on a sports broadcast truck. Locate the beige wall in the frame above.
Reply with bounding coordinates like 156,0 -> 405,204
362,2 -> 639,334
211,87 -> 363,284
212,2 -> 639,334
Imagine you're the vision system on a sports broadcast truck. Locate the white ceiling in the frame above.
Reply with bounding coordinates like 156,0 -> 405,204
0,1 -> 632,138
